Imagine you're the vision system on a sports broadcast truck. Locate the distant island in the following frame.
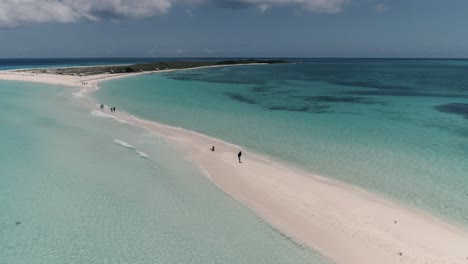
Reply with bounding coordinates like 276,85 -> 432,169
18,59 -> 288,76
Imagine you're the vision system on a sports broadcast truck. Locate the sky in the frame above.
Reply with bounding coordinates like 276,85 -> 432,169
0,0 -> 467,58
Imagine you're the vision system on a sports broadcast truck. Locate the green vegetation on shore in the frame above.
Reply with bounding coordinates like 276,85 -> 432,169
20,60 -> 287,76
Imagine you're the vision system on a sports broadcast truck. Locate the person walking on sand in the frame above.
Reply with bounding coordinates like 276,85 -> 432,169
238,151 -> 242,163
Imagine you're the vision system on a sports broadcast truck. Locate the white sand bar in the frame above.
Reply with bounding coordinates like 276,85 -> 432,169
1,68 -> 468,264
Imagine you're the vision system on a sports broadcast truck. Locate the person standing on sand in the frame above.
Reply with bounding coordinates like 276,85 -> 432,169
238,151 -> 242,163
210,146 -> 215,152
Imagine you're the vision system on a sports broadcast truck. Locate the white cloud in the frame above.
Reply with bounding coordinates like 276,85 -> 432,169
187,0 -> 349,14
0,0 -> 172,27
258,4 -> 271,13
299,0 -> 349,13
185,8 -> 194,16
375,3 -> 389,12
0,0 -> 348,27
203,48 -> 223,54
175,48 -> 189,54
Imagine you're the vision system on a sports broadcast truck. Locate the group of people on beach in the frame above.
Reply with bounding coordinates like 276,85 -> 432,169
99,104 -> 116,113
81,81 -> 88,85
211,146 -> 243,163
100,104 -> 244,162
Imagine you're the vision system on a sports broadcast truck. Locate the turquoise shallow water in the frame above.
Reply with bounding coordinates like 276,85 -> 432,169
96,59 -> 468,226
0,81 -> 330,263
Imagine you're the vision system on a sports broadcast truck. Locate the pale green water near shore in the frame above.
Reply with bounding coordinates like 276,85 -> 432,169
96,59 -> 468,226
0,81 -> 329,263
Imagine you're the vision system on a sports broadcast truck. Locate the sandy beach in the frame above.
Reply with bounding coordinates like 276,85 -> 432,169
1,68 -> 468,264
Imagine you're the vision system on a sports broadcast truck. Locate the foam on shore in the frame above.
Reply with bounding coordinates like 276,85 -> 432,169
113,139 -> 136,149
91,109 -> 115,118
136,151 -> 149,159
91,110 -> 128,123
72,87 -> 87,98
112,138 -> 149,159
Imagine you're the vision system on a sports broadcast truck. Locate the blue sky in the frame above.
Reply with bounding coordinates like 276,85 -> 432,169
0,0 -> 467,58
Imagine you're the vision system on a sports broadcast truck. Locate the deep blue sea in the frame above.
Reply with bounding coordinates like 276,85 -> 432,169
96,59 -> 468,226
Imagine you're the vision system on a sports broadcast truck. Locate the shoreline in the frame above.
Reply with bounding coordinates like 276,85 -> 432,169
0,63 -> 134,72
1,67 -> 468,264
0,63 -> 266,93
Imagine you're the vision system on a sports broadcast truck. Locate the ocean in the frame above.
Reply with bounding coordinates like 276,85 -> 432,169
95,59 -> 468,226
0,59 -> 332,263
0,80 -> 329,263
2,58 -> 468,263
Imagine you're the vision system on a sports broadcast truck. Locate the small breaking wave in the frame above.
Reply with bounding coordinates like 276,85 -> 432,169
72,87 -> 89,98
73,91 -> 84,98
136,151 -> 149,159
90,110 -> 128,124
113,139 -> 136,149
113,139 -> 150,159
91,110 -> 115,118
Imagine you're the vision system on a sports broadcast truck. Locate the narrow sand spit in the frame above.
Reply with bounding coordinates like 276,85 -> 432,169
1,67 -> 468,264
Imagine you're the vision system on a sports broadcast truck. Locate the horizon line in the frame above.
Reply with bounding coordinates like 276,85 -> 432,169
1,57 -> 468,60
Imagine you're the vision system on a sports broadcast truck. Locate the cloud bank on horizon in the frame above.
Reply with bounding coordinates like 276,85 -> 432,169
0,0 -> 348,27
